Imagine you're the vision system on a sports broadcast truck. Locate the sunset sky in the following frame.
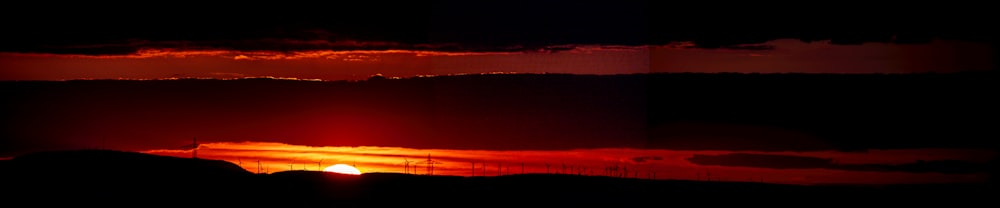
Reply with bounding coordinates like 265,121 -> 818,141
2,1 -> 996,80
1,1 -> 997,185
140,142 -> 995,185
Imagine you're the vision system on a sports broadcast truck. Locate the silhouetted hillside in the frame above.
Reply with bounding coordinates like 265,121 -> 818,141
8,149 -> 250,175
1,150 -> 254,203
3,72 -> 996,156
0,150 -> 994,206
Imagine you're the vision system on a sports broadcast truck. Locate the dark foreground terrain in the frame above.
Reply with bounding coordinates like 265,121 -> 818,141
0,150 -> 995,206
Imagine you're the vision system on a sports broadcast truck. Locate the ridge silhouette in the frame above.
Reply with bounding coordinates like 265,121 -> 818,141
0,150 -> 993,206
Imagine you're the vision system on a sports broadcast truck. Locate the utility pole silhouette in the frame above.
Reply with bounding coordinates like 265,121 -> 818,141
622,165 -> 628,178
191,137 -> 198,159
180,137 -> 200,159
317,159 -> 324,171
471,161 -> 476,176
544,163 -> 551,174
648,165 -> 654,179
257,160 -> 262,174
610,162 -> 620,177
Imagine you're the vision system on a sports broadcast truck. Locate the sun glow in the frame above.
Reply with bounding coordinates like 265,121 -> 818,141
323,164 -> 362,175
140,142 -> 996,185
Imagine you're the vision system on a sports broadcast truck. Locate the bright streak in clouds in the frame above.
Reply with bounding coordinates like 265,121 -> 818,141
140,142 -> 994,185
0,46 -> 649,81
0,49 -> 517,60
4,39 -> 989,81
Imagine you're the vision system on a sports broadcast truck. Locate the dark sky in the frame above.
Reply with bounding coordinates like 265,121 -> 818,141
3,73 -> 997,157
1,2 -> 997,184
1,0 -> 996,55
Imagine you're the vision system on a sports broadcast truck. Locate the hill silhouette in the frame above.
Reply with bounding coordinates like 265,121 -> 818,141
0,150 -> 254,203
0,150 -> 994,206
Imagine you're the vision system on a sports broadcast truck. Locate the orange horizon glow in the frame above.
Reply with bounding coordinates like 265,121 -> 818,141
140,142 -> 995,185
323,164 -> 362,175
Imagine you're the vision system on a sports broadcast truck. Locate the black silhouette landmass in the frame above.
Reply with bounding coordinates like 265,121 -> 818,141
0,150 -> 994,206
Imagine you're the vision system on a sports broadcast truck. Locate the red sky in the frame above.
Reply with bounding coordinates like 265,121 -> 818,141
1,39 -> 993,81
142,142 -> 995,185
3,40 -> 996,185
2,1 -> 996,186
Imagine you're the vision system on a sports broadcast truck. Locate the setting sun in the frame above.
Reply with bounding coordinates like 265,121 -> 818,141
323,164 -> 362,175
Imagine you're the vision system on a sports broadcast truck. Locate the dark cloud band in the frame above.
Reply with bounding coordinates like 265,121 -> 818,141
687,153 -> 991,174
1,1 -> 995,55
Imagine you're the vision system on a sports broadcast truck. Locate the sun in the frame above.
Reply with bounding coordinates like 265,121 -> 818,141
323,164 -> 362,175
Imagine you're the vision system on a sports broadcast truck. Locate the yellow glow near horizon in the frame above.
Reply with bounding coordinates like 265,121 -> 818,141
140,142 -> 996,185
324,164 -> 362,175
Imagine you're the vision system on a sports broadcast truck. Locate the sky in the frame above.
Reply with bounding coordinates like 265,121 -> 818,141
143,142 -> 994,185
1,1 -> 996,80
1,39 -> 994,80
1,1 -> 997,184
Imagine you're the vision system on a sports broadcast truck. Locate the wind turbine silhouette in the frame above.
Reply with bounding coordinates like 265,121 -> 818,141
179,137 -> 200,159
401,159 -> 413,174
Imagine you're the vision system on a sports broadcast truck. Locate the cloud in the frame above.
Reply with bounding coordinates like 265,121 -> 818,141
687,153 -> 833,169
134,142 -> 995,184
631,156 -> 663,163
140,142 -> 714,177
720,44 -> 775,51
4,74 -> 997,153
1,1 -> 993,55
687,153 -> 991,174
2,48 -> 516,60
836,160 -> 990,174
